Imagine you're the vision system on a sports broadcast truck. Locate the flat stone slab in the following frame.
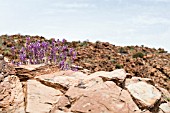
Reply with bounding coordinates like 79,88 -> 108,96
26,80 -> 63,113
52,81 -> 141,113
127,82 -> 161,109
35,71 -> 88,93
88,69 -> 127,87
16,64 -> 45,71
159,102 -> 170,113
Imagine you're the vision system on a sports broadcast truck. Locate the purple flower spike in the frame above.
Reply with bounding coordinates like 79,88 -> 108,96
19,53 -> 25,64
65,63 -> 69,70
26,37 -> 30,47
11,46 -> 15,55
11,46 -> 15,50
69,48 -> 74,55
62,39 -> 67,44
72,52 -> 77,60
11,37 -> 77,71
12,60 -> 15,64
51,38 -> 56,46
16,62 -> 20,66
59,60 -> 65,69
57,39 -> 60,45
42,41 -> 48,50
26,37 -> 30,41
20,47 -> 25,53
63,46 -> 67,51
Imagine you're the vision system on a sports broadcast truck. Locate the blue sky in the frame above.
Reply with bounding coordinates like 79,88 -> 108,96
0,0 -> 170,52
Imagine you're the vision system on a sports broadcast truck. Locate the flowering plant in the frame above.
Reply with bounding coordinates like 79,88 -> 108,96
11,37 -> 77,70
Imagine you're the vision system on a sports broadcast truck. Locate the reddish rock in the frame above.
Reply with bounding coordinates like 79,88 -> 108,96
35,71 -> 87,93
26,80 -> 62,113
89,69 -> 127,86
61,81 -> 140,113
0,75 -> 25,113
127,82 -> 162,109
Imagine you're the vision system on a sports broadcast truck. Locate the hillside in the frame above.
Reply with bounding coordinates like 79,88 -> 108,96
0,34 -> 169,92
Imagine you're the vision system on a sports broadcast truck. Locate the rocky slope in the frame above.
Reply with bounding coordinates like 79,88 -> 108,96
0,34 -> 170,113
0,34 -> 169,92
0,64 -> 170,113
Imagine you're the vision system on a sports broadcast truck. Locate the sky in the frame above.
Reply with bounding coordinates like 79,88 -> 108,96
0,0 -> 170,52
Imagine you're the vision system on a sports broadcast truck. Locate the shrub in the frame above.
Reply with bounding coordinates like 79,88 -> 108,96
119,47 -> 127,54
11,37 -> 77,70
133,52 -> 144,58
115,64 -> 123,69
127,46 -> 134,51
79,40 -> 88,47
3,49 -> 12,56
166,97 -> 170,102
158,48 -> 167,53
110,59 -> 116,63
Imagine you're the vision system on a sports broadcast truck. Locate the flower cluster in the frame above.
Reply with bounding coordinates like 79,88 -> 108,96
11,37 -> 77,70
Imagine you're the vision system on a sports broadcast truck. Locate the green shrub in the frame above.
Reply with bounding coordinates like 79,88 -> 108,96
166,97 -> 170,102
3,49 -> 12,56
79,41 -> 88,47
110,59 -> 116,63
119,47 -> 127,53
158,48 -> 167,53
133,52 -> 144,58
127,46 -> 134,51
115,64 -> 123,69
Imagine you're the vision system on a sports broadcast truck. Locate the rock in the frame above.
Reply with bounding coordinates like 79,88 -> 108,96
71,64 -> 83,69
0,73 -> 4,81
0,54 -> 5,72
0,75 -> 25,113
50,96 -> 71,112
15,64 -> 46,71
159,102 -> 170,113
15,64 -> 47,80
51,110 -> 73,113
127,82 -> 162,109
89,69 -> 127,86
80,68 -> 91,75
56,81 -> 141,113
35,71 -> 87,93
125,77 -> 155,87
26,80 -> 62,113
157,86 -> 170,102
78,75 -> 103,89
158,109 -> 164,113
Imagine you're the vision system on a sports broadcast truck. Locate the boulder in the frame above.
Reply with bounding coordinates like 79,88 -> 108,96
125,77 -> 155,87
157,86 -> 170,102
159,102 -> 170,113
89,69 -> 127,86
26,80 -> 62,113
52,81 -> 141,113
127,82 -> 162,109
35,71 -> 87,93
1,67 -> 168,113
0,75 -> 25,113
